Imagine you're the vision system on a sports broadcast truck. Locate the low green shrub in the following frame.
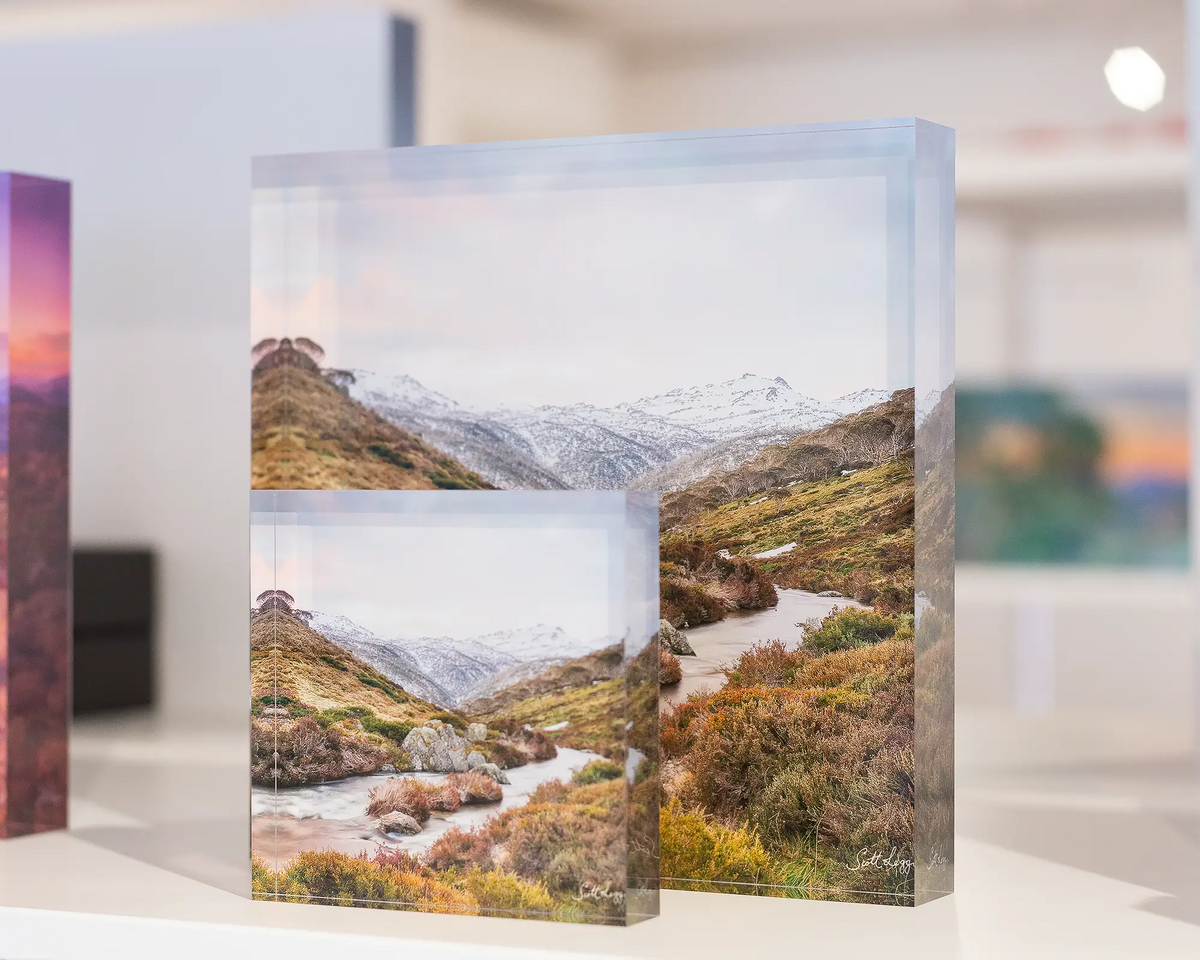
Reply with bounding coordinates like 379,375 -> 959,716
354,672 -> 408,702
572,759 -> 624,786
430,712 -> 468,732
801,607 -> 908,655
361,714 -> 413,745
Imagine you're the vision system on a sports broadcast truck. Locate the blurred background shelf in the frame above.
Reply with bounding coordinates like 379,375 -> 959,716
0,712 -> 1193,959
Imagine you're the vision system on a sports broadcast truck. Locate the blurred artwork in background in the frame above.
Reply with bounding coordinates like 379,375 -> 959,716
0,173 -> 71,838
957,382 -> 1188,567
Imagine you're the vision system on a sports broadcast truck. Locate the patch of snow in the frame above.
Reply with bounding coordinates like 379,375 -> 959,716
748,496 -> 769,505
753,542 -> 797,559
543,720 -> 569,732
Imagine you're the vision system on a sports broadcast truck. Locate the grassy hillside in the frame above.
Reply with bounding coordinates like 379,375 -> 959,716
251,610 -> 440,724
467,645 -> 627,760
666,459 -> 914,612
250,610 -> 451,786
661,389 -> 915,529
464,644 -> 622,716
660,390 -> 916,617
251,359 -> 492,491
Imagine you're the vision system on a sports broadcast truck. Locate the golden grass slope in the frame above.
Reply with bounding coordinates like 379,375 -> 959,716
251,362 -> 493,491
661,389 -> 915,530
466,644 -> 630,760
250,609 -> 443,724
666,459 -> 914,610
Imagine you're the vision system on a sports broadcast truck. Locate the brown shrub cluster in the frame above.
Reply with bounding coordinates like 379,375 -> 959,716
366,778 -> 435,823
252,716 -> 389,787
660,541 -> 780,629
659,648 -> 682,686
445,771 -> 504,804
425,826 -> 496,872
661,577 -> 726,628
421,776 -> 628,919
483,720 -> 558,766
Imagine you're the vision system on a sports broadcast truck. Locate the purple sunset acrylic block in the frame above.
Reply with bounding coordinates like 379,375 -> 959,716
0,173 -> 71,838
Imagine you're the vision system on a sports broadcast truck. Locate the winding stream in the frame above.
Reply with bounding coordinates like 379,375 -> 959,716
659,588 -> 867,710
252,746 -> 602,865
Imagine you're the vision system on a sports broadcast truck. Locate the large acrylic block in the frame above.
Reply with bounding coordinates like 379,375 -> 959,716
251,119 -> 954,905
250,490 -> 659,924
0,173 -> 71,839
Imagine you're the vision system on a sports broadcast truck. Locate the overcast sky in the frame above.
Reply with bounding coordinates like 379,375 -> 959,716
250,517 -> 612,641
254,170 -> 892,408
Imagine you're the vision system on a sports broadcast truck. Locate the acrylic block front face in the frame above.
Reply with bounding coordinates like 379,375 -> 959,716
252,120 -> 953,905
251,490 -> 659,924
0,173 -> 71,838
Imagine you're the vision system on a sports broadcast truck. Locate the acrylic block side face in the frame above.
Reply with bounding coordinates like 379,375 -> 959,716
251,490 -> 658,924
251,120 -> 952,905
0,173 -> 70,838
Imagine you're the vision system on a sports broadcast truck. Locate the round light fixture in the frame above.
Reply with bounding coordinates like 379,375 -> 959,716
1104,46 -> 1165,112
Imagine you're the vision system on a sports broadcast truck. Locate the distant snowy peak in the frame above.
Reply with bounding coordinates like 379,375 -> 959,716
621,373 -> 842,440
470,624 -> 609,662
830,388 -> 892,417
349,369 -> 462,417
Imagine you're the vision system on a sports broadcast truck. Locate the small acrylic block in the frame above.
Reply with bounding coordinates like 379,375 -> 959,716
0,173 -> 71,839
250,490 -> 659,925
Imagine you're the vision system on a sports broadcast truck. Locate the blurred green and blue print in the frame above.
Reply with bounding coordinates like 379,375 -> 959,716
957,383 -> 1188,567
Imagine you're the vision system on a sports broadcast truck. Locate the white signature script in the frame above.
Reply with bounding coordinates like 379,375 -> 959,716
573,881 -> 626,906
849,847 -> 915,877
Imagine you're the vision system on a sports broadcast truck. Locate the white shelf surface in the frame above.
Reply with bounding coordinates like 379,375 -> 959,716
0,714 -> 1195,959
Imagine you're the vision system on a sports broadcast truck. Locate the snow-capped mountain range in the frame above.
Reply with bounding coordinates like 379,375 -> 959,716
348,370 -> 891,492
309,612 -> 612,709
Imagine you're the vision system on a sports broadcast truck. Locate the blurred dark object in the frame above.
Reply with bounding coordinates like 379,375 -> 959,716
957,383 -> 1188,567
73,549 -> 155,714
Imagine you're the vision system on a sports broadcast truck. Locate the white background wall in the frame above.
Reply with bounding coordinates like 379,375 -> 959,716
0,0 -> 1191,761
0,9 -> 401,721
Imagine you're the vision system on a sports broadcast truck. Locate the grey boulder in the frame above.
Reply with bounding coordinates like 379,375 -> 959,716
376,811 -> 422,836
658,618 -> 695,657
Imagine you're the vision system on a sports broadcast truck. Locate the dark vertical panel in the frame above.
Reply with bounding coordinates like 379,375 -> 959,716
390,17 -> 417,148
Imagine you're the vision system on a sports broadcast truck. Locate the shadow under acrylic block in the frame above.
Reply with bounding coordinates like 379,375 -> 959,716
0,173 -> 71,838
251,119 -> 954,905
250,490 -> 659,924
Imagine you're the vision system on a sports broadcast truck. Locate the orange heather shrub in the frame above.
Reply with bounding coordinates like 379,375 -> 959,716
660,647 -> 682,685
425,826 -> 496,872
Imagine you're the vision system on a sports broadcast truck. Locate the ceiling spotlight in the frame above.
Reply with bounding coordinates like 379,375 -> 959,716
1104,47 -> 1165,111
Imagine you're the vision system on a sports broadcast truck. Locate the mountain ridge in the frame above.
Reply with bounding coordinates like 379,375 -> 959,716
348,368 -> 889,491
309,611 -> 616,710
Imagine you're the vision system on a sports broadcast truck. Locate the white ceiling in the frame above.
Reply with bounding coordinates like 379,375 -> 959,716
499,0 -> 1182,45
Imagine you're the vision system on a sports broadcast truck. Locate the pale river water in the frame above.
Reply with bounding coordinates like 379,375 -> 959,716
252,746 -> 602,864
659,588 -> 866,710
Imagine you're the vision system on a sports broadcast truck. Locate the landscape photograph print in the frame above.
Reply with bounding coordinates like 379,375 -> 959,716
250,492 -> 658,923
252,159 -> 949,904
